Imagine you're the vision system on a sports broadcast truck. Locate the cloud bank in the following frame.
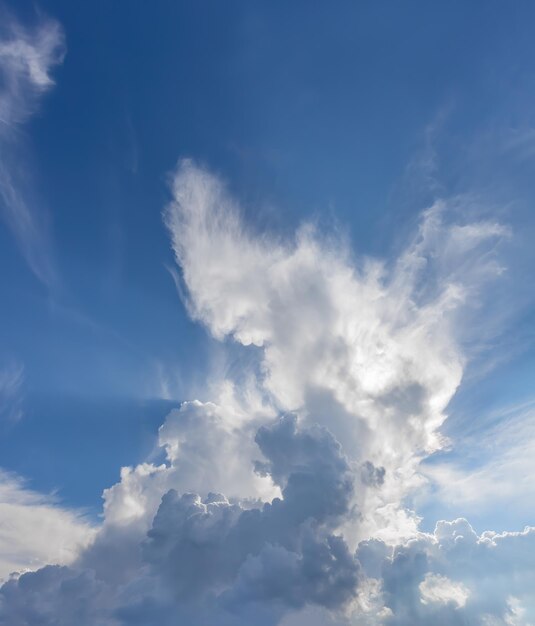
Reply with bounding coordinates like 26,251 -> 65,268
0,160 -> 531,625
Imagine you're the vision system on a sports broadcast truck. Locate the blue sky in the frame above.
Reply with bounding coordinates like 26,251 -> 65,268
1,2 -> 535,624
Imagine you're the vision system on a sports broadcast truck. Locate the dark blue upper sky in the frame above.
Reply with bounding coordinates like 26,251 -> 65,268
1,0 -> 535,522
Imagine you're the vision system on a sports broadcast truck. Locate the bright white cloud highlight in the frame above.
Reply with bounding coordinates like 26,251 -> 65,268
419,573 -> 469,607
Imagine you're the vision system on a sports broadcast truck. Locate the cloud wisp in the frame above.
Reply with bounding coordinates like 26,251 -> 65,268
0,160 -> 531,625
0,10 -> 64,288
0,360 -> 23,423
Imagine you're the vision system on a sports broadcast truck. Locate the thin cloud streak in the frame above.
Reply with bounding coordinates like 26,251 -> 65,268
0,10 -> 65,289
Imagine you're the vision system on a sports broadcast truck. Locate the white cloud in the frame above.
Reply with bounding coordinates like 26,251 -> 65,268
164,159 -> 510,545
100,387 -> 278,533
0,470 -> 95,582
0,160 -> 529,625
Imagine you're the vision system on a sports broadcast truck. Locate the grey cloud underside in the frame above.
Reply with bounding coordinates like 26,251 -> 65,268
1,414 -> 533,625
0,416 -> 360,626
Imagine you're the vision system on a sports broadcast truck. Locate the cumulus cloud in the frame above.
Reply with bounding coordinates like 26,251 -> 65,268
139,416 -> 358,621
357,519 -> 535,624
0,160 -> 530,625
0,9 -> 64,287
164,159 -> 510,544
100,393 -> 277,532
0,416 -> 359,625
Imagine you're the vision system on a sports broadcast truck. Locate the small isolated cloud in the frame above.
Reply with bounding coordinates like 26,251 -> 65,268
0,9 -> 65,288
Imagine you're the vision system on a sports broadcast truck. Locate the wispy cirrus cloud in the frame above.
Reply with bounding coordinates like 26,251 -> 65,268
420,399 -> 535,528
0,360 -> 23,423
0,9 -> 64,288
